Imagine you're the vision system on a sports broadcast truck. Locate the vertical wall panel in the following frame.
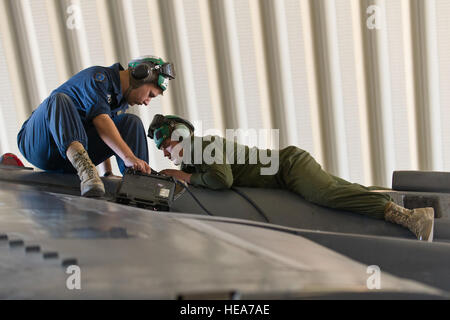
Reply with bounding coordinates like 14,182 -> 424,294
1,0 -> 47,113
61,0 -> 91,72
233,0 -> 264,133
248,0 -> 272,138
255,0 -> 298,149
436,0 -> 450,171
107,0 -> 140,66
385,0 -> 411,172
300,0 -> 349,178
197,0 -> 225,134
30,0 -> 59,95
0,0 -> 46,167
0,105 -> 11,155
0,2 -> 26,133
335,0 -> 365,184
403,0 -> 443,171
81,0 -> 106,66
47,0 -> 92,84
285,0 -> 314,156
183,0 -> 215,131
0,31 -> 19,156
46,0 -> 72,82
150,0 -> 200,121
351,0 -> 395,187
204,0 -> 248,132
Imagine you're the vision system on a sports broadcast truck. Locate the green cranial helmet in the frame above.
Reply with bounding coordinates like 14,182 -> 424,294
128,55 -> 176,92
148,114 -> 195,149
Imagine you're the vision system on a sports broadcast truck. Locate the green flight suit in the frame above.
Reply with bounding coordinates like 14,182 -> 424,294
181,136 -> 392,219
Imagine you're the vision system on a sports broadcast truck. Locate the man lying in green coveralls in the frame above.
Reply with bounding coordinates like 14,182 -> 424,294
148,114 -> 435,242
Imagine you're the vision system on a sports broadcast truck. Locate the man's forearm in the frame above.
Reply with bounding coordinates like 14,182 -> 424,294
92,114 -> 134,160
98,157 -> 113,176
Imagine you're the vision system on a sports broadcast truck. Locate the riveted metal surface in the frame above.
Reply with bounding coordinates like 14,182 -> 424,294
25,245 -> 41,253
9,239 -> 24,247
0,180 -> 446,299
0,168 -> 450,299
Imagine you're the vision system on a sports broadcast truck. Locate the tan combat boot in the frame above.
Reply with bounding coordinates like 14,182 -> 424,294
384,201 -> 434,242
67,146 -> 105,197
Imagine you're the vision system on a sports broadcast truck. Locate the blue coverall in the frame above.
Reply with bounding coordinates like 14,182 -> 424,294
17,63 -> 148,174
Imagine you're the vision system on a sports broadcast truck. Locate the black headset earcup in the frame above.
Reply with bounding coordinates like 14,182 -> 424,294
148,114 -> 166,139
166,116 -> 195,133
178,118 -> 195,133
132,64 -> 150,80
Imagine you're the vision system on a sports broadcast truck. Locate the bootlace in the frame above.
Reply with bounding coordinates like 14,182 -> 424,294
81,158 -> 96,178
385,202 -> 411,225
75,152 -> 97,179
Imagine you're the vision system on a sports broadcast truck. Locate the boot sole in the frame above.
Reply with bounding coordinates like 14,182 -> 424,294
82,187 -> 105,198
428,218 -> 434,242
426,211 -> 434,243
422,208 -> 434,242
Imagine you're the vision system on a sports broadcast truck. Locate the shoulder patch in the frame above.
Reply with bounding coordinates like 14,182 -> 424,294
94,72 -> 106,82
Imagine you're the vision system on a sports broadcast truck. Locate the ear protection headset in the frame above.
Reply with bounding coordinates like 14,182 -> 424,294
128,56 -> 176,92
148,114 -> 195,149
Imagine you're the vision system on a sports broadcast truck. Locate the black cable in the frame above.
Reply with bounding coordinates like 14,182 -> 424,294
174,179 -> 270,223
231,187 -> 270,223
174,179 -> 270,222
174,180 -> 214,216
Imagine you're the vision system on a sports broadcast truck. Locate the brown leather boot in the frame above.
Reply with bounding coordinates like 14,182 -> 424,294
67,147 -> 105,198
384,201 -> 434,242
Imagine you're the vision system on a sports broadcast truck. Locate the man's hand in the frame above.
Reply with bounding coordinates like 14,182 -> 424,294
124,155 -> 151,174
92,114 -> 150,174
160,169 -> 191,184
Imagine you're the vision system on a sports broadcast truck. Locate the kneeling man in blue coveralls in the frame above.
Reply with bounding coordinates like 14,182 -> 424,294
17,55 -> 175,197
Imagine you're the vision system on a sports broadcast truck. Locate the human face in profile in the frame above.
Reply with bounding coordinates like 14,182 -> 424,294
160,139 -> 184,165
128,83 -> 162,106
